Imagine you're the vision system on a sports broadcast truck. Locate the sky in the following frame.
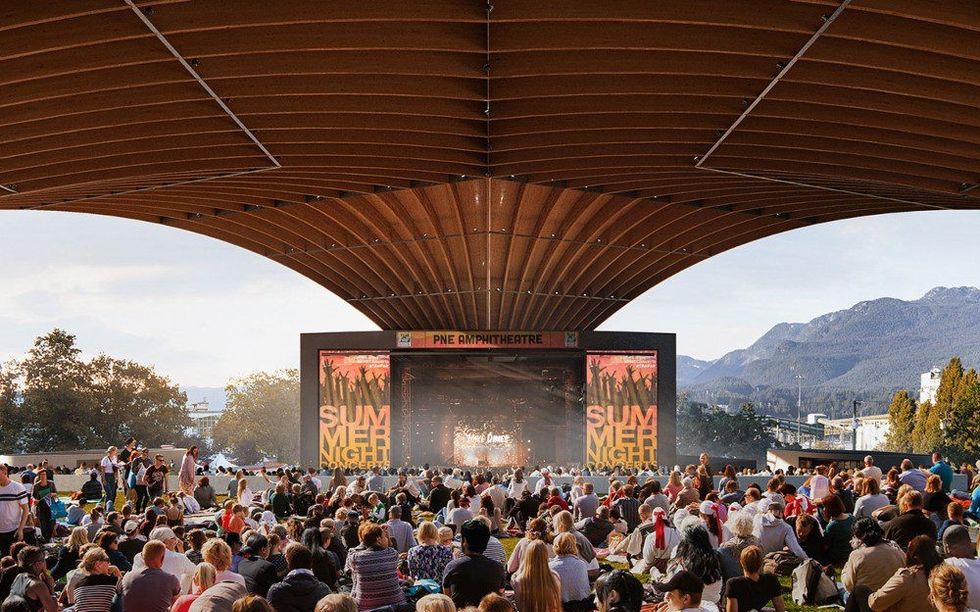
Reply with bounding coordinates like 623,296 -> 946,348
2,208 -> 980,389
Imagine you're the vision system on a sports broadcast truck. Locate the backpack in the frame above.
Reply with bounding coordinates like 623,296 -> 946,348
791,559 -> 841,606
762,550 -> 800,577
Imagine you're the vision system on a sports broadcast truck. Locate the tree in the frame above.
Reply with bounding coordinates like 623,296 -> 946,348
18,329 -> 96,451
911,400 -> 941,453
677,402 -> 778,463
4,330 -> 190,453
884,389 -> 916,451
86,355 -> 189,447
944,382 -> 980,464
933,357 -> 964,417
0,361 -> 21,452
212,369 -> 299,464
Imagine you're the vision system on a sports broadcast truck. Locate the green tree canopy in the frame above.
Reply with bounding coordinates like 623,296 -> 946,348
3,329 -> 189,453
885,389 -> 916,452
677,402 -> 778,463
212,369 -> 299,464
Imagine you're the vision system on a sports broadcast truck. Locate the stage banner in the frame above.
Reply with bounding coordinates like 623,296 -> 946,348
586,353 -> 658,467
396,330 -> 578,349
318,352 -> 390,468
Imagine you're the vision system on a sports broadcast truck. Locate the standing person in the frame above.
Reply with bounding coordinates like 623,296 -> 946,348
146,454 -> 170,502
0,464 -> 30,557
511,540 -> 561,612
179,447 -> 199,497
119,438 -> 137,496
928,453 -> 953,494
100,446 -> 124,512
30,470 -> 57,543
133,448 -> 152,513
122,540 -> 181,612
441,520 -> 506,609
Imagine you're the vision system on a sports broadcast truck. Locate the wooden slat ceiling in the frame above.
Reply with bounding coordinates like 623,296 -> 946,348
1,0 -> 978,330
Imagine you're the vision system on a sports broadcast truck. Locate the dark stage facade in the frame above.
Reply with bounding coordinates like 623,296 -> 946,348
300,331 -> 676,470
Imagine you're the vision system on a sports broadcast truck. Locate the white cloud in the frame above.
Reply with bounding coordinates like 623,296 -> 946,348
3,208 -> 980,381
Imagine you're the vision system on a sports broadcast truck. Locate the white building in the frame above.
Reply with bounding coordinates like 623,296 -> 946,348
186,399 -> 223,442
818,414 -> 891,450
920,368 -> 942,404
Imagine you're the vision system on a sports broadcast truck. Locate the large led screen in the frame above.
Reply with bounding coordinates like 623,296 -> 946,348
318,352 -> 390,467
586,352 -> 658,467
391,353 -> 584,467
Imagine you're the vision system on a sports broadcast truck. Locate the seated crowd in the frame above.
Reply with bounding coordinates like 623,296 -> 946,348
0,448 -> 978,612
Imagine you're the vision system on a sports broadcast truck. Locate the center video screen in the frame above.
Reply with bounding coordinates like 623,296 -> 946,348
390,353 -> 584,467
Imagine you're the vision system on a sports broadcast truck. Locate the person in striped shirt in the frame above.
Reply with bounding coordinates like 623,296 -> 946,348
72,548 -> 122,612
0,464 -> 30,557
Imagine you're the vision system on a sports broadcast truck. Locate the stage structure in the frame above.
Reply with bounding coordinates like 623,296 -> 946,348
300,331 -> 676,469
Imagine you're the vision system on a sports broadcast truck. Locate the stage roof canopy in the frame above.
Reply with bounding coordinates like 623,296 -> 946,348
2,1 -> 979,329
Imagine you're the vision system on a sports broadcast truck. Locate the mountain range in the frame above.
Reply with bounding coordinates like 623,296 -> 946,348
678,286 -> 980,418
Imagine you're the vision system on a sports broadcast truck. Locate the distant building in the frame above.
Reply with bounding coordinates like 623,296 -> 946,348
818,414 -> 891,450
186,399 -> 223,442
920,368 -> 942,404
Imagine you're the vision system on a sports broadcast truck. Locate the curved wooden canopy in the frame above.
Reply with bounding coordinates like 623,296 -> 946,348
1,1 -> 979,330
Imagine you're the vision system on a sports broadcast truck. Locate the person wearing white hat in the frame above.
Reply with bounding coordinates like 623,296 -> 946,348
118,520 -> 146,563
698,501 -> 730,549
132,527 -> 197,593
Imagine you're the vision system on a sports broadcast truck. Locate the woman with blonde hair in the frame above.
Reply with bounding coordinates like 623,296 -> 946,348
71,548 -> 123,612
437,525 -> 455,547
551,510 -> 596,564
416,593 -> 457,612
237,477 -> 254,507
316,593 -> 359,612
550,532 -> 591,604
51,525 -> 90,580
507,518 -> 554,574
928,564 -> 972,612
665,470 -> 684,503
512,540 -> 561,611
202,538 -> 246,587
407,521 -> 454,580
171,562 -> 217,612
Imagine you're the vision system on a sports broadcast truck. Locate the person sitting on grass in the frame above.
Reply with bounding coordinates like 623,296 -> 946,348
722,545 -> 784,612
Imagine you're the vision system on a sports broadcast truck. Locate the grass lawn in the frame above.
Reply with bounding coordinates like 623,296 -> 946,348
498,537 -> 827,612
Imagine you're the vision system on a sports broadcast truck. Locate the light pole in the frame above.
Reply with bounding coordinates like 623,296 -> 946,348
852,400 -> 862,451
795,374 -> 805,446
